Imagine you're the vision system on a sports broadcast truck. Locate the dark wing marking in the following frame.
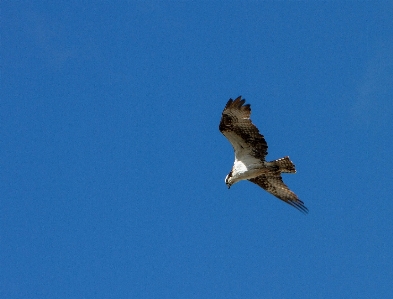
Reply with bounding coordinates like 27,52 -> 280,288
219,96 -> 268,161
248,174 -> 308,214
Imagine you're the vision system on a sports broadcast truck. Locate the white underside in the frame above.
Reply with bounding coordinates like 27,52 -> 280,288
231,155 -> 267,182
223,131 -> 269,185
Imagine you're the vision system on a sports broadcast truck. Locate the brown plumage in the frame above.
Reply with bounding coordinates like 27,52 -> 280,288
219,96 -> 308,214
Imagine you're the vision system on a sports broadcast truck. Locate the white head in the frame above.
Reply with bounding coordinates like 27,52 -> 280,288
225,171 -> 233,189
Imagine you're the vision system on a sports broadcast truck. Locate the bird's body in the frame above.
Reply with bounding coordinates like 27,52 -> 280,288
219,96 -> 308,213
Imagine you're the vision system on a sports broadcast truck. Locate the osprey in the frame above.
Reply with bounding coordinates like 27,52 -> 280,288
219,96 -> 308,213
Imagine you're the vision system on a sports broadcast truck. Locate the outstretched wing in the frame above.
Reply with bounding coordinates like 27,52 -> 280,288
219,96 -> 268,161
248,174 -> 308,214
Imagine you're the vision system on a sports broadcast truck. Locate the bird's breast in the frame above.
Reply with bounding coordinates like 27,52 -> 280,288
232,157 -> 267,180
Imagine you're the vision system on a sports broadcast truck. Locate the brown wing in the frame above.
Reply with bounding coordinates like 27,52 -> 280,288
248,174 -> 308,214
219,96 -> 268,161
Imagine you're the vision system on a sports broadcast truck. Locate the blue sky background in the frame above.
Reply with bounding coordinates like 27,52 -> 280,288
2,1 -> 393,298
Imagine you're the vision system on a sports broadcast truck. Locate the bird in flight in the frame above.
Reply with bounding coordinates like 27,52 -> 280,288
219,96 -> 308,213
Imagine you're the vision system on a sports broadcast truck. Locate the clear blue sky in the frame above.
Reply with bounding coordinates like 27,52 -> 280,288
2,2 -> 393,298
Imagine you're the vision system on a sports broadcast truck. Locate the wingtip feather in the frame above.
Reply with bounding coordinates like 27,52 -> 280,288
288,199 -> 309,214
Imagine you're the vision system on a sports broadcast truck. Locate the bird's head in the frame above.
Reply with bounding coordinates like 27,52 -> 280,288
225,171 -> 233,189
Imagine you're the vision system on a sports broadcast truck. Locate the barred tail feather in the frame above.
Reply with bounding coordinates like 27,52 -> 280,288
274,156 -> 296,173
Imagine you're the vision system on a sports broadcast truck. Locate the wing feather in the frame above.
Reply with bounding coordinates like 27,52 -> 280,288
219,96 -> 268,161
248,174 -> 308,214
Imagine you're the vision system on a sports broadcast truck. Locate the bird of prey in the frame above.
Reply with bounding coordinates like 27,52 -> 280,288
219,96 -> 308,213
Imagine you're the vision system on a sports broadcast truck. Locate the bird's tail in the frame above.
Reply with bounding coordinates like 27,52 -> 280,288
273,156 -> 296,173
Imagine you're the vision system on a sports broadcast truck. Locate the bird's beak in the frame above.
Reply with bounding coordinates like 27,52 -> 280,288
227,184 -> 231,189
